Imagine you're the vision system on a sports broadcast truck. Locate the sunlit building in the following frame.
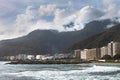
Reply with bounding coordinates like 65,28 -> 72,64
16,54 -> 27,60
112,42 -> 120,56
27,55 -> 35,60
100,46 -> 108,58
74,49 -> 81,59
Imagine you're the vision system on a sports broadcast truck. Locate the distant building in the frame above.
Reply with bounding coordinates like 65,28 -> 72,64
53,53 -> 72,59
45,56 -> 53,60
16,54 -> 27,60
53,54 -> 62,59
108,41 -> 114,57
74,41 -> 120,60
27,55 -> 35,60
112,42 -> 120,56
81,49 -> 88,60
10,56 -> 15,61
107,41 -> 120,57
40,55 -> 53,60
36,55 -> 53,60
86,48 -> 100,60
80,48 -> 100,60
36,55 -> 42,60
64,53 -> 73,58
74,49 -> 81,59
100,46 -> 108,58
41,56 -> 47,60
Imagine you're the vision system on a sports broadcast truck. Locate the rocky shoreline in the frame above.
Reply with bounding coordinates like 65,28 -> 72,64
7,59 -> 120,65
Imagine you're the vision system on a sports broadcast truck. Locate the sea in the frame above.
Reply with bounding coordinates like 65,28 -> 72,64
0,61 -> 120,80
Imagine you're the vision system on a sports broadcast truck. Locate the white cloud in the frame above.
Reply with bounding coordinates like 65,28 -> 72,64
15,6 -> 35,35
39,4 -> 56,16
32,20 -> 53,30
58,6 -> 104,30
16,6 -> 34,24
76,6 -> 104,24
54,9 -> 66,23
101,0 -> 120,19
0,22 -> 19,40
0,6 -> 35,40
106,24 -> 114,29
0,0 -> 120,40
0,5 -> 106,40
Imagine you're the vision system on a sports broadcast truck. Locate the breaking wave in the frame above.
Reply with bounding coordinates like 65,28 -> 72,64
1,65 -> 120,80
82,65 -> 120,73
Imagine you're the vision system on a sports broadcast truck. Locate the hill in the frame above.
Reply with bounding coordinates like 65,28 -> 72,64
66,23 -> 120,52
0,19 -> 118,56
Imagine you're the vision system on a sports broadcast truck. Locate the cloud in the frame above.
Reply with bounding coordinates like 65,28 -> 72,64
15,6 -> 35,35
106,24 -> 114,29
0,5 -> 111,40
0,22 -> 18,40
39,4 -> 56,16
76,6 -> 104,24
60,6 -> 104,30
0,6 -> 36,40
101,0 -> 120,19
53,9 -> 66,23
0,0 -> 120,40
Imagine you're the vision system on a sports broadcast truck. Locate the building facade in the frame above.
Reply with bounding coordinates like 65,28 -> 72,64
108,42 -> 113,57
16,54 -> 27,60
100,46 -> 108,58
74,49 -> 81,59
80,48 -> 100,60
113,42 -> 120,56
78,41 -> 120,60
27,55 -> 35,60
86,48 -> 100,60
81,49 -> 88,60
36,55 -> 42,60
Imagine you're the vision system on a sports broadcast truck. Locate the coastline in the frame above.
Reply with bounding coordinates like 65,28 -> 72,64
6,60 -> 120,65
90,62 -> 120,66
7,60 -> 90,64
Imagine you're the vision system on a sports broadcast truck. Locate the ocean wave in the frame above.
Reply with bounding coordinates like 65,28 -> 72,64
81,65 -> 120,73
1,65 -> 120,80
0,61 -> 10,65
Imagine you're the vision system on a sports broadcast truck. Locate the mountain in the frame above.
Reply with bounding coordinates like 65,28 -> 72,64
0,30 -> 63,56
0,19 -> 118,57
65,23 -> 120,52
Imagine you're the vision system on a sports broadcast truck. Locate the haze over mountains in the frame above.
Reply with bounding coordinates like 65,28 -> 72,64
0,19 -> 119,57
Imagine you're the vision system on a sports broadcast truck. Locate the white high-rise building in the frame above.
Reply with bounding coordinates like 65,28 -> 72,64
36,55 -> 42,60
112,42 -> 120,56
74,49 -> 81,59
100,46 -> 108,58
81,49 -> 88,60
27,55 -> 35,60
108,41 -> 114,57
16,54 -> 27,60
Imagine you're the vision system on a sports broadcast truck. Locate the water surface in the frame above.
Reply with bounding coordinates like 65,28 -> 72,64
0,61 -> 120,80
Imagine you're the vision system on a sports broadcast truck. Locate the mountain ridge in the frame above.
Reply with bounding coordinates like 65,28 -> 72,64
65,23 -> 120,52
0,19 -> 118,57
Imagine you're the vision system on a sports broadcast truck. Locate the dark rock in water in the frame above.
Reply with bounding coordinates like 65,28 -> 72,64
8,60 -> 91,64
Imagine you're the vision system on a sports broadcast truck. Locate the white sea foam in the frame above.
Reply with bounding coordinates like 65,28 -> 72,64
1,65 -> 120,80
81,65 -> 120,73
0,61 -> 10,65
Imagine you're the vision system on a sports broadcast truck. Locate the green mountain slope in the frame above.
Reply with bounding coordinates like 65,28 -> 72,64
0,19 -> 118,56
66,24 -> 120,52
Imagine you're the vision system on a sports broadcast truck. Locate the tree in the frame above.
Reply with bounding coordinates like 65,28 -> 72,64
113,54 -> 120,60
102,55 -> 112,60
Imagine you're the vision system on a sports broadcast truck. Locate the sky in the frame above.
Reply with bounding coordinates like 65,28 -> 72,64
0,0 -> 120,40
